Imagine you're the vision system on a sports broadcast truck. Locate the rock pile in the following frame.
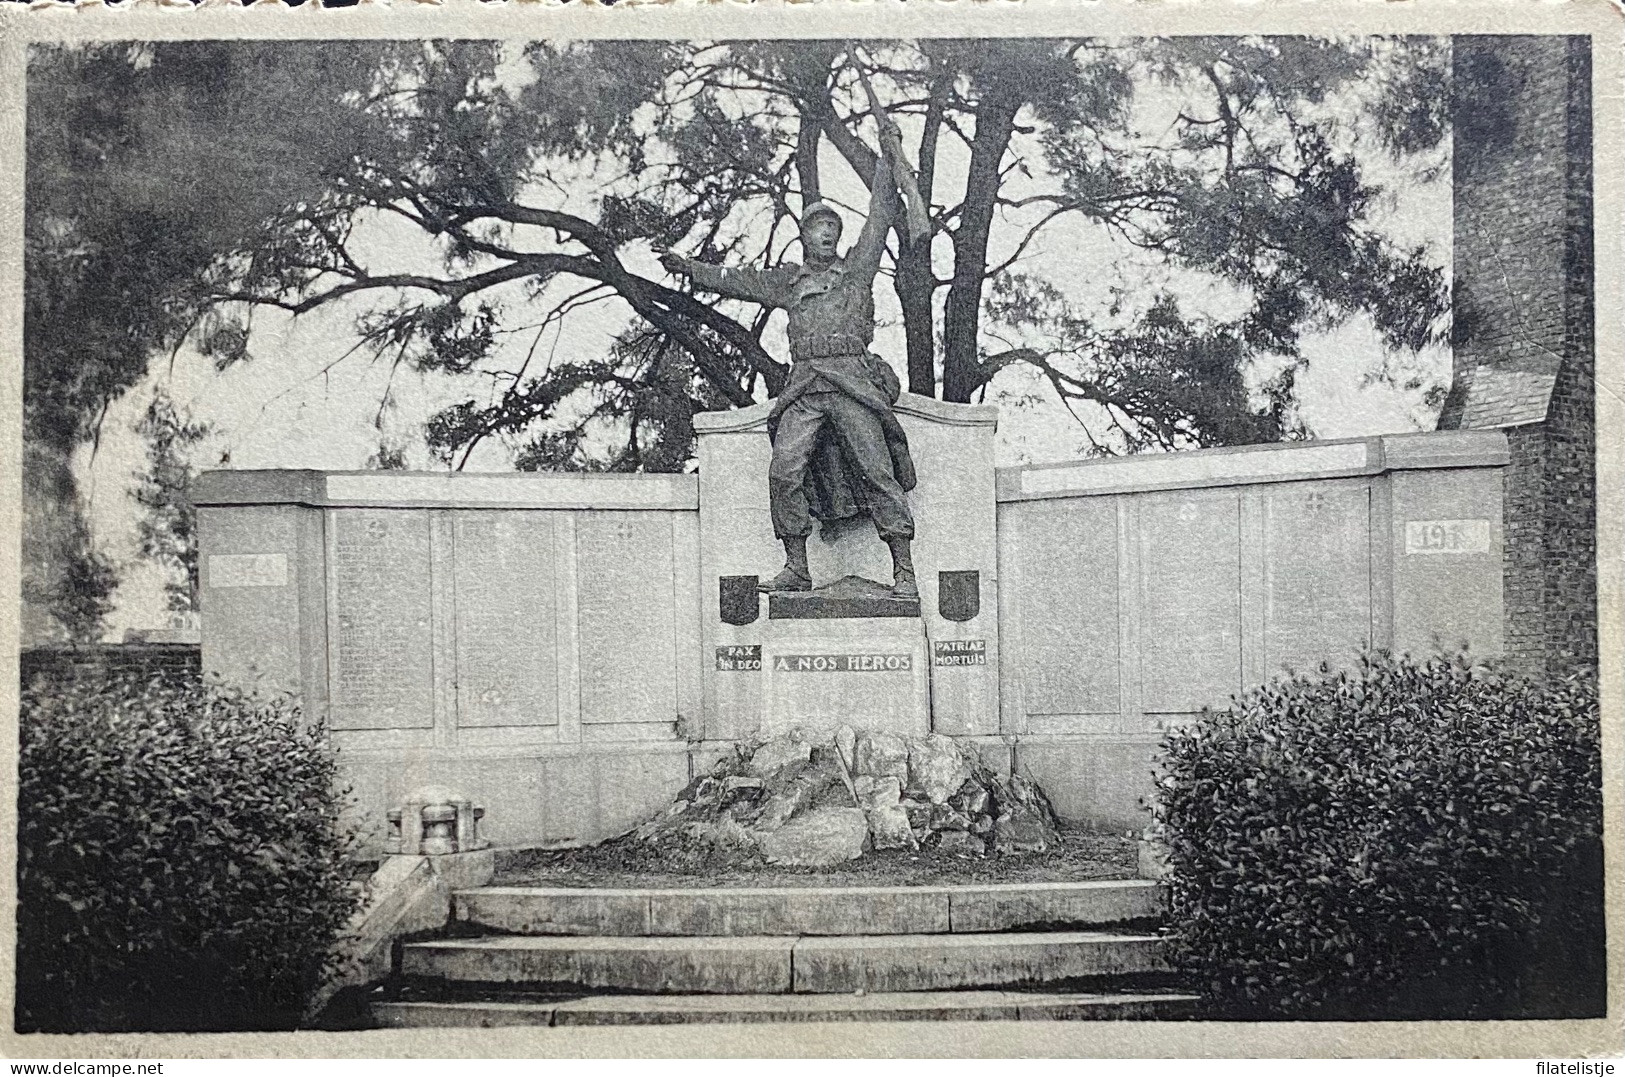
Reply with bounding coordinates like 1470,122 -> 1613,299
626,727 -> 1061,869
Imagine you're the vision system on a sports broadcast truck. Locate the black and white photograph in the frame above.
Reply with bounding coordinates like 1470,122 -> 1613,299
3,2 -> 1618,1058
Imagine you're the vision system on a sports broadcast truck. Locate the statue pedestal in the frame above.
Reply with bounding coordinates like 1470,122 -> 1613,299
767,574 -> 919,620
696,393 -> 1001,743
761,579 -> 928,737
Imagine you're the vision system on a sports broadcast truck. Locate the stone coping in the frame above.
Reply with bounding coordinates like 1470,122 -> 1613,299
194,429 -> 1502,511
693,391 -> 999,434
191,468 -> 699,511
996,428 -> 1509,502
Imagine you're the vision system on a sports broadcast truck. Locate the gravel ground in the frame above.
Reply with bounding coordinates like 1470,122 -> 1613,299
496,825 -> 1139,890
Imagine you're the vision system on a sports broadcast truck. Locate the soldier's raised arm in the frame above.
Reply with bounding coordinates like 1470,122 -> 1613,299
848,154 -> 901,282
658,249 -> 790,308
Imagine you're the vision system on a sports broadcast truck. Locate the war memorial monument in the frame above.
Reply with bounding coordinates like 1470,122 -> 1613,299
18,27 -> 1601,1035
191,135 -> 1514,852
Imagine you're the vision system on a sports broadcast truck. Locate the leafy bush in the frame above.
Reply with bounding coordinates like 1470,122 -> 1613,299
1155,651 -> 1603,1019
16,671 -> 363,1032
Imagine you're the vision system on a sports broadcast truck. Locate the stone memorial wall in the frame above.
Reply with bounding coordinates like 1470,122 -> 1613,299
194,470 -> 702,851
195,426 -> 1508,850
993,429 -> 1509,828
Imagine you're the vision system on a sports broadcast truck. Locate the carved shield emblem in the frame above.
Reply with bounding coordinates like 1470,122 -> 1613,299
719,575 -> 761,626
938,570 -> 980,622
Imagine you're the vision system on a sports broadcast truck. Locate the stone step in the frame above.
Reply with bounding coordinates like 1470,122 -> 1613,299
400,930 -> 1167,995
455,879 -> 1163,937
374,989 -> 1201,1027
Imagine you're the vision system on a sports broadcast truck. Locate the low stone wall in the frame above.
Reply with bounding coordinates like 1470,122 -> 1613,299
995,429 -> 1510,830
20,643 -> 202,690
195,427 -> 1509,847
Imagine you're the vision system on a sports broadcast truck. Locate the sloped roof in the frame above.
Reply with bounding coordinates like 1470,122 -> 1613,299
1453,363 -> 1559,429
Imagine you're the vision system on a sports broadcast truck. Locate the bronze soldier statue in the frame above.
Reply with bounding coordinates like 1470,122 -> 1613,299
660,153 -> 919,600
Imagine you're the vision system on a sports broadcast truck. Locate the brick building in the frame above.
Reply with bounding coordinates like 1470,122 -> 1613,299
1439,35 -> 1595,679
19,642 -> 202,692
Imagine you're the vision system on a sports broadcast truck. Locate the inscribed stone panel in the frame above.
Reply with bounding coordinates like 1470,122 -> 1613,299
1139,493 -> 1241,712
1263,482 -> 1371,677
1389,469 -> 1504,659
575,512 -> 678,727
453,512 -> 558,728
199,506 -> 304,699
329,509 -> 434,729
1013,499 -> 1120,716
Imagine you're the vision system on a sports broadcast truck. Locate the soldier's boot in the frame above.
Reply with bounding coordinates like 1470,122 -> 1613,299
759,535 -> 813,593
886,536 -> 919,601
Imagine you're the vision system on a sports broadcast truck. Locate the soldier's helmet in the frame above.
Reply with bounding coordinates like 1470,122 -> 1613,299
798,201 -> 843,231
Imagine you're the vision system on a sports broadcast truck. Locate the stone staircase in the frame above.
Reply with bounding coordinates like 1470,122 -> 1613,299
372,879 -> 1199,1026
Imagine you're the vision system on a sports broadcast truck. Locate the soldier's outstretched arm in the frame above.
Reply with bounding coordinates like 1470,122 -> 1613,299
850,155 -> 900,281
657,248 -> 787,307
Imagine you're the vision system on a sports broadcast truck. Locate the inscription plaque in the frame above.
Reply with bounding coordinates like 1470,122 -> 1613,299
1405,519 -> 1492,555
772,653 -> 913,673
454,513 -> 557,728
1018,498 -> 1119,715
933,639 -> 987,666
329,510 -> 434,729
715,644 -> 762,671
1140,494 -> 1241,713
576,512 -> 678,726
1265,485 -> 1370,676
